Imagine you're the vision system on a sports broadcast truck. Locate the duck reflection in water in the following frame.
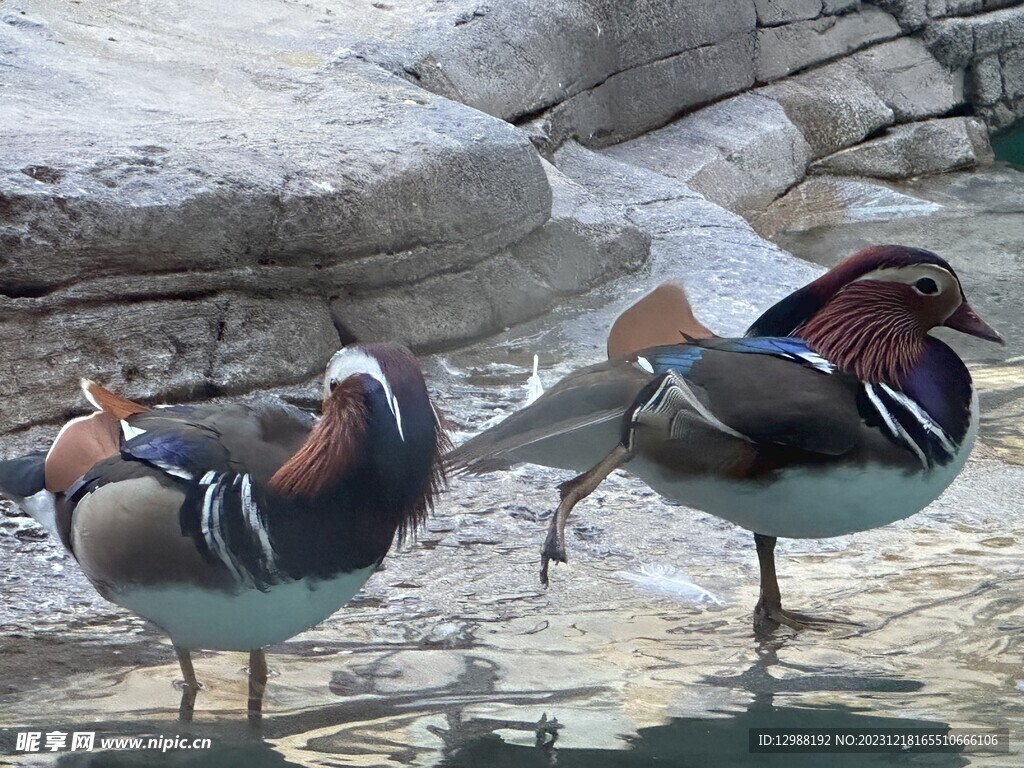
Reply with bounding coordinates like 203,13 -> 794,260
45,642 -> 976,768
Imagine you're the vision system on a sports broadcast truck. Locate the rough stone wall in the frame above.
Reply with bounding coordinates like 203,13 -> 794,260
370,0 -> 1020,216
868,1 -> 1024,130
0,1 -> 649,432
919,3 -> 1024,129
2,0 -> 1022,438
376,0 -> 1024,146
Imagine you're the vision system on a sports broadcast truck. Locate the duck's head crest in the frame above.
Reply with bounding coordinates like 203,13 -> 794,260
748,245 -> 1002,384
273,343 -> 450,539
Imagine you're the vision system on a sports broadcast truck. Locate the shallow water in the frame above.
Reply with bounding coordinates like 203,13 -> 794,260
2,168 -> 1024,766
992,125 -> 1024,168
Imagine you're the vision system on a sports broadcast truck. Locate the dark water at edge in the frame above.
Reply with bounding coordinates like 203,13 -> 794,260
992,123 -> 1024,168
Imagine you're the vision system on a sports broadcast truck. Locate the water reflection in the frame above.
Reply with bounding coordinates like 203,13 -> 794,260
700,639 -> 924,695
29,641 -> 978,768
439,708 -> 970,767
992,124 -> 1024,167
20,651 -> 594,767
438,643 -> 966,767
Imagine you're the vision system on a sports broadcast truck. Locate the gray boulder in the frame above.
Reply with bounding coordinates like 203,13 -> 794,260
391,0 -> 757,123
601,93 -> 812,215
1,51 -> 550,294
969,55 -> 1005,106
823,0 -> 862,13
871,0 -> 929,30
755,7 -> 902,81
851,38 -> 964,121
542,33 -> 757,147
939,0 -> 1024,17
924,5 -> 1024,68
331,160 -> 650,348
810,116 -> 994,178
759,60 -> 895,158
1003,47 -> 1024,101
754,0 -> 823,26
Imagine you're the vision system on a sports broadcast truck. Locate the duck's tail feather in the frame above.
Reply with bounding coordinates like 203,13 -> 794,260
81,379 -> 149,420
607,282 -> 716,359
446,360 -> 647,475
0,452 -> 61,539
0,452 -> 46,499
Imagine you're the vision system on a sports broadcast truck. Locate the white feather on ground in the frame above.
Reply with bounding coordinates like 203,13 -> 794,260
525,354 -> 544,406
616,563 -> 725,606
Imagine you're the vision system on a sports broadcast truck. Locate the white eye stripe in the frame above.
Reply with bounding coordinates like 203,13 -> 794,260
389,392 -> 404,441
854,264 -> 958,292
324,348 -> 405,442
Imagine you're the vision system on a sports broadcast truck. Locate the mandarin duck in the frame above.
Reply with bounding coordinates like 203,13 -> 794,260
0,343 -> 447,717
448,246 -> 1003,630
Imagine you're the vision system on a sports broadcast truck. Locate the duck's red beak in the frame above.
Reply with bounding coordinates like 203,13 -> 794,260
944,301 -> 1004,344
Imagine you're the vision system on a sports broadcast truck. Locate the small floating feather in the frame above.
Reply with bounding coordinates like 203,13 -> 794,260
616,563 -> 725,606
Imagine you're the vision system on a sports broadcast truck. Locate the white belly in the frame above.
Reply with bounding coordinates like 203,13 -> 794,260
113,567 -> 376,650
630,398 -> 978,540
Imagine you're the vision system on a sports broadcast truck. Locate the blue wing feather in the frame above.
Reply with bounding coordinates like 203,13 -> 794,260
637,337 -> 834,378
635,346 -> 704,377
123,429 -> 229,477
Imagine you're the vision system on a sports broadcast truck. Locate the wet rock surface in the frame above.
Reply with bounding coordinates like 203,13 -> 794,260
601,94 -> 813,216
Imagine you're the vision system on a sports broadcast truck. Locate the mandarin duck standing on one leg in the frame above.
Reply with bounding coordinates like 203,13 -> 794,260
448,246 -> 1003,630
0,343 -> 448,719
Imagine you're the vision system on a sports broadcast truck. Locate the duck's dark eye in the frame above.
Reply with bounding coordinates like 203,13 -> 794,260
915,277 -> 938,295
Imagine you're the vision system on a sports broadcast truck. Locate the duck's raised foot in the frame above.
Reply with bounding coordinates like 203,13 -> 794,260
539,444 -> 633,588
539,527 -> 568,588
